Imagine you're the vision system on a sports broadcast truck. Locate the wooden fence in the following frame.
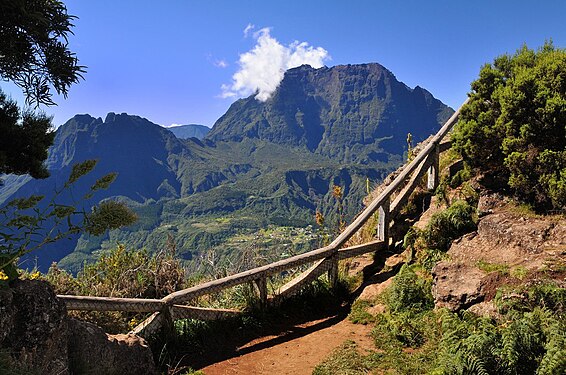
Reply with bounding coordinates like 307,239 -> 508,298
57,99 -> 468,337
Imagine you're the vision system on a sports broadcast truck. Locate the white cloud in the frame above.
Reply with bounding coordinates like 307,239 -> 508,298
214,59 -> 228,68
221,27 -> 330,102
243,23 -> 255,37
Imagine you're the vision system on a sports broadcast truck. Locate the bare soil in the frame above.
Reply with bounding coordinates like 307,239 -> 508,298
201,315 -> 374,375
196,253 -> 397,375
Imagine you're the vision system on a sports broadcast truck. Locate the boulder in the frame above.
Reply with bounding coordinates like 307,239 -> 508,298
67,319 -> 157,375
2,279 -> 69,374
0,287 -> 14,343
432,262 -> 486,311
0,280 -> 157,375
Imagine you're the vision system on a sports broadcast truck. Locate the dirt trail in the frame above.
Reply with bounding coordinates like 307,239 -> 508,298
202,254 -> 380,375
201,314 -> 374,375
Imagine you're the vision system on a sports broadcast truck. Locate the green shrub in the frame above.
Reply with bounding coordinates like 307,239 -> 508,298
46,243 -> 185,332
434,308 -> 566,375
449,165 -> 472,189
374,310 -> 432,348
496,280 -> 566,314
453,42 -> 566,210
422,200 -> 477,252
384,264 -> 434,313
375,265 -> 436,349
416,247 -> 447,272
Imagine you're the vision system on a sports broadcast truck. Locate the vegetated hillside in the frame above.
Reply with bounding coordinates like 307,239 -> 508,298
1,63 -> 453,273
312,167 -> 566,375
166,124 -> 210,140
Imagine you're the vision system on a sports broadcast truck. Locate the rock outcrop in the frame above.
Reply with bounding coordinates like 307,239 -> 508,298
1,279 -> 68,374
68,319 -> 157,375
431,196 -> 566,312
432,262 -> 486,311
0,280 -> 157,374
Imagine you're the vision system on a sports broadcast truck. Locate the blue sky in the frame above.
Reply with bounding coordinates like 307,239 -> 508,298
4,0 -> 566,128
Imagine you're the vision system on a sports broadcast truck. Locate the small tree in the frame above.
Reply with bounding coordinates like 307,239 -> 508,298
0,91 -> 54,178
453,42 -> 566,210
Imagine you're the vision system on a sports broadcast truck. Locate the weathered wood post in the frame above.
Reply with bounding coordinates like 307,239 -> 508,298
377,197 -> 390,245
327,255 -> 339,287
254,277 -> 268,307
160,306 -> 175,339
427,143 -> 440,191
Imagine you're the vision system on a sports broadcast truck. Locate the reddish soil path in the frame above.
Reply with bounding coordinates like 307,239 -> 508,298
197,253 -> 383,375
201,314 -> 374,375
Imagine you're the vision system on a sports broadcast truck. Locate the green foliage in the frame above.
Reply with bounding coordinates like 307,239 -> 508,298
46,242 -> 185,332
0,0 -> 85,106
374,310 -> 437,348
495,280 -> 566,315
476,260 -> 510,275
422,200 -> 477,252
417,247 -> 448,272
509,266 -> 528,280
373,265 -> 437,350
449,165 -> 472,189
342,265 -> 437,373
434,308 -> 566,375
384,264 -> 434,313
67,159 -> 98,184
453,42 -> 566,210
0,90 -> 54,178
348,299 -> 376,325
312,340 -> 381,375
85,200 -> 138,236
0,160 -> 136,281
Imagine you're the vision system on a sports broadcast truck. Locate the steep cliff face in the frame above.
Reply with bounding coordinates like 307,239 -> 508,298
207,64 -> 453,162
44,112 -> 186,202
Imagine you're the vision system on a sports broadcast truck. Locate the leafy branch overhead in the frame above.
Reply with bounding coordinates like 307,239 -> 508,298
0,160 -> 136,281
0,0 -> 86,107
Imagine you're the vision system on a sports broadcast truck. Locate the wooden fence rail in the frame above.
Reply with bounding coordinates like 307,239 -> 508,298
58,99 -> 469,337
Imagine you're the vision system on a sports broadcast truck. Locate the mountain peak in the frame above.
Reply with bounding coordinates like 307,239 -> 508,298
104,112 -> 116,123
207,62 -> 453,159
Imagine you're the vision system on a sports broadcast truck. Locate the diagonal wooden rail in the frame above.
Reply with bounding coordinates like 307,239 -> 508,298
57,99 -> 469,337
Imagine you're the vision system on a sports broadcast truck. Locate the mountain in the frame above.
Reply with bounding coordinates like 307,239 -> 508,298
42,113 -> 185,202
1,63 -> 453,273
207,63 -> 453,162
167,124 -> 210,140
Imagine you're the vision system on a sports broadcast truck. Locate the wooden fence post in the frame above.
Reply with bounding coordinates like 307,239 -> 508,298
327,255 -> 339,288
427,143 -> 440,191
254,277 -> 268,307
377,197 -> 390,245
